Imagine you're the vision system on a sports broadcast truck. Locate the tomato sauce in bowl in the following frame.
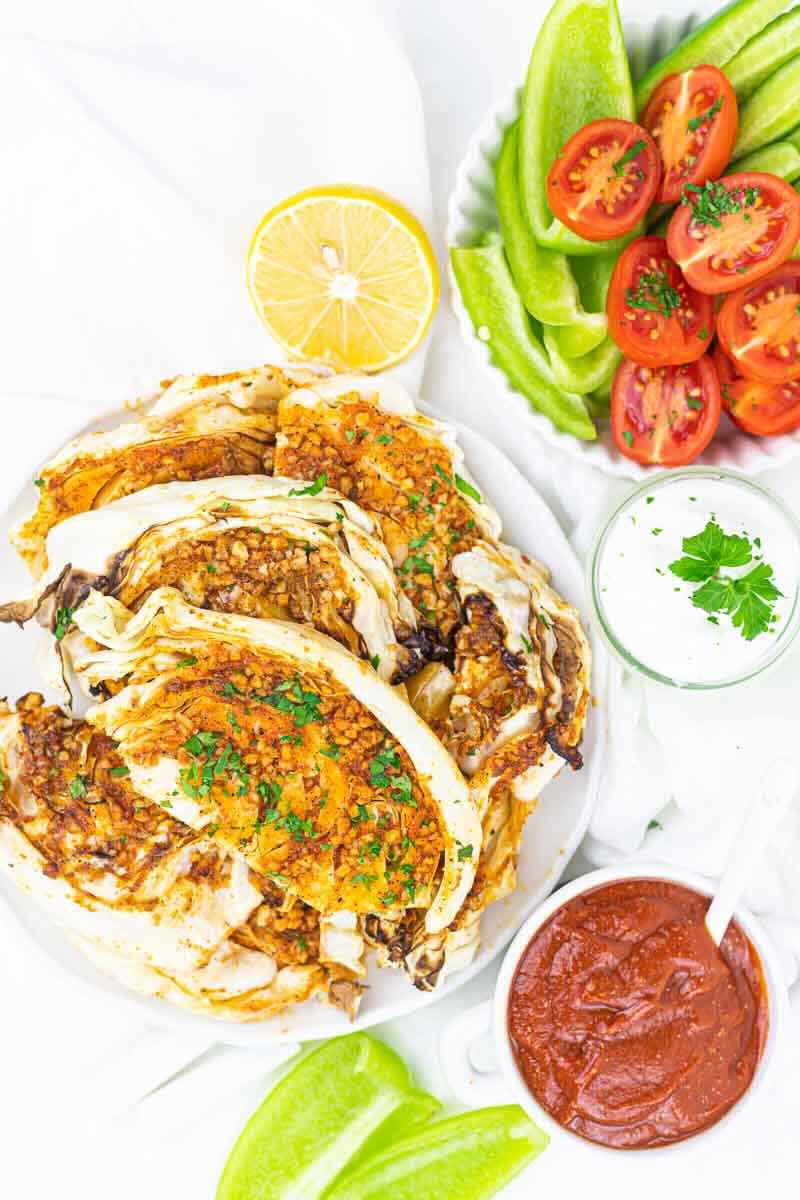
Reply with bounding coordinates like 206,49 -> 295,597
507,878 -> 768,1150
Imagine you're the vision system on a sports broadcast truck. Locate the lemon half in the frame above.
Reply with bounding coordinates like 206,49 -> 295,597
247,185 -> 439,372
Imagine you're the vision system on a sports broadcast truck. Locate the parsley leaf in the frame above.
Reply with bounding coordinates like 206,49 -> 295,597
669,520 -> 752,581
289,473 -> 327,497
54,606 -> 75,641
687,94 -> 722,132
455,473 -> 482,503
613,138 -> 645,176
668,520 -> 781,641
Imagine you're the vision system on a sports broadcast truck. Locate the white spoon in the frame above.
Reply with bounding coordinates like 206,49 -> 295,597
705,758 -> 798,946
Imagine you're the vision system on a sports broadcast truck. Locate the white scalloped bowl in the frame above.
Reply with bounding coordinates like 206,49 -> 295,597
446,3 -> 800,480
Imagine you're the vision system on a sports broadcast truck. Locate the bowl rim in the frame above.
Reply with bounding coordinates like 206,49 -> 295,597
585,466 -> 800,689
446,81 -> 800,480
489,860 -> 788,1159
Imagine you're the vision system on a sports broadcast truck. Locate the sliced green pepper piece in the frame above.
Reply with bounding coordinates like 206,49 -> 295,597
732,141 -> 800,181
326,1106 -> 549,1200
215,1035 -> 438,1200
547,251 -> 617,357
735,57 -> 800,157
543,330 -> 622,394
724,7 -> 800,100
519,0 -> 636,257
634,0 -> 788,112
450,236 -> 596,440
496,122 -> 606,354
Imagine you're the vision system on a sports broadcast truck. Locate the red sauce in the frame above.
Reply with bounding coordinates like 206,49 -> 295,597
507,878 -> 768,1149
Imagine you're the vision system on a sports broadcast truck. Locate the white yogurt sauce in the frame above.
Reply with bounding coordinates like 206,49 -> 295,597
595,474 -> 800,685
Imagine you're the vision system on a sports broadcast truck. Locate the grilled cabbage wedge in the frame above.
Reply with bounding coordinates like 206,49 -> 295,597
69,587 -> 480,933
365,539 -> 591,989
0,694 -> 367,1021
13,364 -> 325,577
274,374 -> 501,647
1,475 -> 421,689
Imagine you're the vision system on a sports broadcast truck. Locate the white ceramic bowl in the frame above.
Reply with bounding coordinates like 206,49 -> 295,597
446,2 -> 800,479
440,861 -> 788,1158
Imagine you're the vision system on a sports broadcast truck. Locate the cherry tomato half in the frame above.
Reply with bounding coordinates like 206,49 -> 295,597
546,119 -> 660,242
713,342 -> 800,435
667,172 -> 800,294
611,355 -> 721,465
642,66 -> 738,205
717,260 -> 800,384
606,235 -> 714,366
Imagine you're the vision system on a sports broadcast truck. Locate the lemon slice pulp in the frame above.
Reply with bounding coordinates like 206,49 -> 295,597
247,185 -> 439,372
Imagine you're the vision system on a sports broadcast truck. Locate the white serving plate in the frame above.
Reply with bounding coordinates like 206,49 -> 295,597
446,1 -> 800,480
0,394 -> 607,1045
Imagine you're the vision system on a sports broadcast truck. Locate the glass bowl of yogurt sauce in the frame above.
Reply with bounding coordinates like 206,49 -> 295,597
589,468 -> 800,689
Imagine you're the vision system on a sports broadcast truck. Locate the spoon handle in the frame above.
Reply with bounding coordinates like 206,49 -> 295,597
705,759 -> 797,947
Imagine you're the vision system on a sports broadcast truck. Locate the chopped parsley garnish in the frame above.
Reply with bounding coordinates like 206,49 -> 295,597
407,492 -> 422,511
176,656 -> 198,668
682,179 -> 760,228
647,818 -> 662,831
206,563 -> 217,574
267,871 -> 290,887
180,730 -> 250,799
520,633 -> 533,653
625,270 -> 681,319
54,606 -> 75,641
400,553 -> 434,576
319,744 -> 340,761
109,766 -> 130,778
34,478 -> 45,488
409,530 -> 433,550
68,775 -> 88,799
687,397 -> 704,410
352,872 -> 378,888
369,744 -> 417,808
289,473 -> 327,497
370,654 -> 381,671
256,677 -> 323,728
457,843 -> 474,860
218,501 -> 231,512
687,94 -> 722,132
622,431 -> 634,448
381,891 -> 397,906
613,138 -> 645,176
220,680 -> 244,698
376,434 -> 393,444
345,430 -> 356,443
434,464 -> 452,485
669,519 -> 782,640
455,473 -> 482,503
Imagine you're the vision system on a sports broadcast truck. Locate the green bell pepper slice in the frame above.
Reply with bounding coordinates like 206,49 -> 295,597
634,0 -> 788,112
735,57 -> 800,157
724,7 -> 800,100
215,1035 -> 440,1200
519,0 -> 636,257
732,141 -> 800,181
547,251 -> 617,357
450,235 -> 596,440
496,121 -> 606,354
543,330 -> 622,394
325,1106 -> 549,1200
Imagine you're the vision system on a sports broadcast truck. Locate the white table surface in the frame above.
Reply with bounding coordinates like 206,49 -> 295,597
0,3 -> 796,1198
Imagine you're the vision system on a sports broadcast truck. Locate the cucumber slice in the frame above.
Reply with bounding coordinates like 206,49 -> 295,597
735,56 -> 800,157
724,7 -> 800,100
543,331 -> 622,393
325,1106 -> 550,1200
495,122 -> 606,353
732,141 -> 800,181
634,0 -> 788,112
519,0 -> 636,257
451,236 -> 596,441
215,1035 -> 437,1200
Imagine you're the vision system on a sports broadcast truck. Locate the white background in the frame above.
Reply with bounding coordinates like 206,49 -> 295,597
0,2 -> 797,1198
